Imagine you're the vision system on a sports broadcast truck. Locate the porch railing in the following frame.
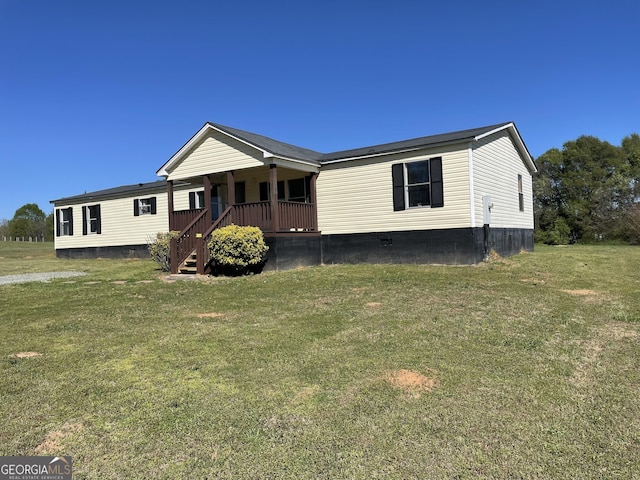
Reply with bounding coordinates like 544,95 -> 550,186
170,208 -> 209,274
171,201 -> 317,274
171,208 -> 202,232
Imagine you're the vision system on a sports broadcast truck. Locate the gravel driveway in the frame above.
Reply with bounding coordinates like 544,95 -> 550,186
0,272 -> 87,285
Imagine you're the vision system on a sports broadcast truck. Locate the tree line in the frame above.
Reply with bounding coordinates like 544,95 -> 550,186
534,133 -> 640,244
0,204 -> 54,241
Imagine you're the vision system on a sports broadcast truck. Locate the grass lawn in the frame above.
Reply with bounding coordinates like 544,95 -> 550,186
1,242 -> 639,479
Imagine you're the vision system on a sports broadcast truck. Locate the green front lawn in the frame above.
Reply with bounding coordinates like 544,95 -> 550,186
1,242 -> 639,478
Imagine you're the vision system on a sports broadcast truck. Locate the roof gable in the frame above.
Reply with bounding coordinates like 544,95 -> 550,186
157,121 -> 536,177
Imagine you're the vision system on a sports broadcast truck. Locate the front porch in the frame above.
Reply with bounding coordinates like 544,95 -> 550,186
167,165 -> 320,274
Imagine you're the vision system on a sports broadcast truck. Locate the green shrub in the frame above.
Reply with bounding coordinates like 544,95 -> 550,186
147,231 -> 180,271
537,217 -> 571,245
207,225 -> 269,275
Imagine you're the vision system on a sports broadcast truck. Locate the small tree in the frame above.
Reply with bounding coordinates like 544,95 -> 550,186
148,231 -> 180,272
624,204 -> 640,245
8,203 -> 46,239
208,225 -> 269,275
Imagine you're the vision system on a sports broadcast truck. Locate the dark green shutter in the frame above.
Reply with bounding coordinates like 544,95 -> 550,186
430,157 -> 444,208
82,206 -> 88,235
150,197 -> 157,214
392,164 -> 405,211
96,205 -> 101,234
55,210 -> 60,237
134,199 -> 139,216
189,192 -> 195,209
68,208 -> 73,236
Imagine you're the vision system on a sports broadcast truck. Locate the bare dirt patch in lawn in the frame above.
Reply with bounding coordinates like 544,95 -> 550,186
35,420 -> 83,455
9,351 -> 42,358
604,322 -> 638,340
366,302 -> 383,308
385,369 -> 437,397
196,312 -> 225,318
562,289 -> 599,296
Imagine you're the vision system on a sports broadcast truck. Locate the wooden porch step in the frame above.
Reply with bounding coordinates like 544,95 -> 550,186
178,252 -> 198,274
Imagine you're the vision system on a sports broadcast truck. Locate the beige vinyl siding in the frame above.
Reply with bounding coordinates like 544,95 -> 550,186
53,186 -> 201,249
472,130 -> 534,229
167,130 -> 265,181
317,144 -> 472,235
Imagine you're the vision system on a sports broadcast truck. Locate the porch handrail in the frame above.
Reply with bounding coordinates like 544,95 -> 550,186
170,208 -> 209,274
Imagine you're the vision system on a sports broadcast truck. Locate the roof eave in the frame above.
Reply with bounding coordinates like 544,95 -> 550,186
475,122 -> 536,173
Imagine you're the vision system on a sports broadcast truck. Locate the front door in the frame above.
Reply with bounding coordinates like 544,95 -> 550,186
211,185 -> 225,221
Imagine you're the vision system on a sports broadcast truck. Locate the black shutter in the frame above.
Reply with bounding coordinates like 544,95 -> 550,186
235,182 -> 246,204
430,157 -> 444,208
392,163 -> 405,211
68,207 -> 74,236
150,197 -> 157,214
55,209 -> 60,237
96,205 -> 101,234
189,192 -> 195,209
82,206 -> 88,236
134,199 -> 139,216
259,182 -> 269,201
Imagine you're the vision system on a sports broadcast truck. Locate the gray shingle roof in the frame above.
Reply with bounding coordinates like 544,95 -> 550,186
50,180 -> 168,204
320,122 -> 514,162
209,122 -> 323,164
211,121 -> 517,163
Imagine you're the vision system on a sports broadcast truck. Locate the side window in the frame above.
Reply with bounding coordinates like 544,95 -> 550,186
56,207 -> 74,236
392,157 -> 444,211
518,174 -> 524,212
287,178 -> 307,202
259,181 -> 285,201
134,197 -> 157,216
82,205 -> 101,235
189,191 -> 205,209
235,182 -> 246,204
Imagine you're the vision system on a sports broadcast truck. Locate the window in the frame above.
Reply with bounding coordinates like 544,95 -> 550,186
287,178 -> 307,202
259,181 -> 285,201
235,181 -> 246,204
189,191 -> 205,209
518,174 -> 524,212
82,205 -> 101,235
56,207 -> 73,236
134,197 -> 157,216
392,157 -> 444,211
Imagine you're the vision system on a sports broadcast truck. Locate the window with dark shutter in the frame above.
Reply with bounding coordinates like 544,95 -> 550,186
58,207 -> 73,236
392,157 -> 444,210
83,205 -> 101,234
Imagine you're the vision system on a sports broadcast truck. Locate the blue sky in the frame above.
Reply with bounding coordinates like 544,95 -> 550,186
1,0 -> 638,220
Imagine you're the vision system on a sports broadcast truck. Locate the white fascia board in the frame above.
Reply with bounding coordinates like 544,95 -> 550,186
156,123 -> 215,177
474,123 -> 537,173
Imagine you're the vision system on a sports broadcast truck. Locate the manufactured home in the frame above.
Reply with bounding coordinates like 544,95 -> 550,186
51,121 -> 536,272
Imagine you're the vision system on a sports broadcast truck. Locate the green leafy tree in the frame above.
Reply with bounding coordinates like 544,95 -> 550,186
8,203 -> 47,239
534,135 -> 639,243
0,218 -> 9,238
